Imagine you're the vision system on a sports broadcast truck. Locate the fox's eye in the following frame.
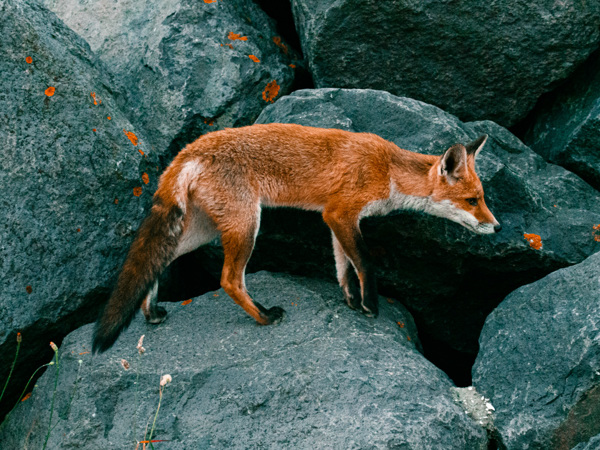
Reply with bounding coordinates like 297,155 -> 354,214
467,198 -> 478,206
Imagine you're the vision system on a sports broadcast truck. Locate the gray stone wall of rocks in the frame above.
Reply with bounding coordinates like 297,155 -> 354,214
1,0 -> 600,448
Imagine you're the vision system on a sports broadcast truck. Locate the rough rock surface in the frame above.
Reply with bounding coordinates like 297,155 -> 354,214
472,252 -> 600,450
291,0 -> 600,127
573,433 -> 600,450
247,89 -> 600,362
42,0 -> 299,163
0,0 -> 157,420
0,272 -> 488,449
524,49 -> 600,191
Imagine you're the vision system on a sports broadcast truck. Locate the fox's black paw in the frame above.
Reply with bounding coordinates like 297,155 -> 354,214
361,309 -> 378,318
361,298 -> 379,318
266,306 -> 286,324
147,306 -> 167,324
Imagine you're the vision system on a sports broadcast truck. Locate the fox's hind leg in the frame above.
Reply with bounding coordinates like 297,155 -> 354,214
332,233 -> 362,311
141,204 -> 219,325
141,280 -> 166,324
219,204 -> 285,325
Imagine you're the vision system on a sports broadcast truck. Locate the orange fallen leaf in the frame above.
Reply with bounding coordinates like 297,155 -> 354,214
133,187 -> 143,197
397,321 -> 405,328
289,64 -> 296,69
79,351 -> 90,355
138,148 -> 145,156
92,128 -> 97,132
26,56 -> 32,64
45,86 -> 55,97
204,0 -> 216,2
142,172 -> 149,184
76,228 -> 81,232
523,233 -> 543,250
90,92 -> 101,105
272,36 -> 288,54
21,392 -> 32,402
123,129 -> 139,146
213,293 -> 219,297
181,299 -> 193,306
593,224 -> 600,242
26,285 -> 32,294
249,55 -> 260,63
107,116 -> 111,120
114,198 -> 119,204
262,80 -> 280,103
228,32 -> 248,41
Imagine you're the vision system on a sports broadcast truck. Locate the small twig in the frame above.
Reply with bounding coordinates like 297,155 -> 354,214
147,375 -> 171,450
42,342 -> 60,450
0,332 -> 21,405
50,359 -> 83,433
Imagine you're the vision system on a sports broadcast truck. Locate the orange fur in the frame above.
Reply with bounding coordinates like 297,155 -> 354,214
93,123 -> 499,352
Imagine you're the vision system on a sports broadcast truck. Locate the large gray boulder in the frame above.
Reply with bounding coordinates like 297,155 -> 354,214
0,272 -> 489,449
246,89 -> 600,363
0,0 -> 157,420
291,0 -> 600,127
42,0 -> 299,162
524,50 -> 600,191
472,252 -> 600,449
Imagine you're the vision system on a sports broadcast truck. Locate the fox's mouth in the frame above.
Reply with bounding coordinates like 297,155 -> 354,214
471,222 -> 496,235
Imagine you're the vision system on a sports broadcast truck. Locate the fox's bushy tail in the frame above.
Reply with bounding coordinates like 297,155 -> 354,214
93,198 -> 184,353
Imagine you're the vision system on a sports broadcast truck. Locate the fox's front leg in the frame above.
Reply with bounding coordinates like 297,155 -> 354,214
324,208 -> 379,317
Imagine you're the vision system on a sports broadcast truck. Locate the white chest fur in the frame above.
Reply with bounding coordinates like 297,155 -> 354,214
359,183 -> 430,219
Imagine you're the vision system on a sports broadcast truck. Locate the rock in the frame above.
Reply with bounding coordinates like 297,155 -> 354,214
290,0 -> 600,127
472,252 -> 600,450
247,88 -> 600,364
41,0 -> 299,163
0,0 -> 157,421
524,49 -> 600,191
0,272 -> 488,449
572,434 -> 600,450
451,387 -> 495,434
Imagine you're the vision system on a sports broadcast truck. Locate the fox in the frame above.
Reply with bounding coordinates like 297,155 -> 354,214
92,123 -> 500,352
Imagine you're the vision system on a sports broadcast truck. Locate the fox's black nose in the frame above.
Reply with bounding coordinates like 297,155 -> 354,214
494,223 -> 502,233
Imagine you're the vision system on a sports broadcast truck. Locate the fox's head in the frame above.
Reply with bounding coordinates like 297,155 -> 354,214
429,135 -> 500,235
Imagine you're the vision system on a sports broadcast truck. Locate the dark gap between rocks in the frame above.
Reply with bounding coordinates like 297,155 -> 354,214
159,253 -> 221,303
419,333 -> 476,387
253,0 -> 302,56
510,46 -> 600,145
253,0 -> 314,92
0,263 -> 218,427
0,288 -> 105,425
510,46 -> 600,192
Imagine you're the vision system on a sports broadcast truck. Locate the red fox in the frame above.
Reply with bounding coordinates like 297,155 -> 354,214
93,123 -> 500,352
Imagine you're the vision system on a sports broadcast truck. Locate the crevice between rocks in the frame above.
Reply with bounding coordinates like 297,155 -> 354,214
510,45 -> 600,193
0,265 -> 218,428
253,0 -> 302,56
253,0 -> 314,93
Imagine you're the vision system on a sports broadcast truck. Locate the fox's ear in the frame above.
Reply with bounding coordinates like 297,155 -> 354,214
465,134 -> 488,159
439,144 -> 467,183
